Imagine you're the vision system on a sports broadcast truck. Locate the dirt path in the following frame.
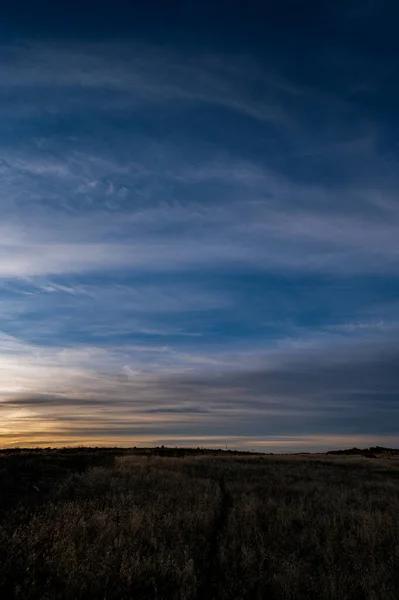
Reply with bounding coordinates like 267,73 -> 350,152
196,477 -> 232,600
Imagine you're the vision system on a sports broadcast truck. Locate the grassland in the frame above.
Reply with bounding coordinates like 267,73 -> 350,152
1,448 -> 399,599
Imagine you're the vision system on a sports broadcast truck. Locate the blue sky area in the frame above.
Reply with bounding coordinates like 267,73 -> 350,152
1,1 -> 399,450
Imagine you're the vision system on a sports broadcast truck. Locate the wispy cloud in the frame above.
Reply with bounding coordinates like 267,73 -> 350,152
1,147 -> 399,278
1,39 -> 399,448
0,43 -> 289,124
1,331 -> 399,448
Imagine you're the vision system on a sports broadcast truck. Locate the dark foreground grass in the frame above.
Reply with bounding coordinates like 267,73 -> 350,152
1,450 -> 399,599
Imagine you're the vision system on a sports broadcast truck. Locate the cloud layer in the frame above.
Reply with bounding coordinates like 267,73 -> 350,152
1,36 -> 399,449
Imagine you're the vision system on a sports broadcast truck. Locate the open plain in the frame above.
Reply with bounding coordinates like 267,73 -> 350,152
1,448 -> 399,600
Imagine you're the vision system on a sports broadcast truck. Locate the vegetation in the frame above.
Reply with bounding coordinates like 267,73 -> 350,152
1,448 -> 399,599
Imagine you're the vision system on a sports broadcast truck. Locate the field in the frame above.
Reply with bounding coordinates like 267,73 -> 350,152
1,448 -> 399,599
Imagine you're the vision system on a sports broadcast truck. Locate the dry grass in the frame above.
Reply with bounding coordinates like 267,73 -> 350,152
1,451 -> 399,599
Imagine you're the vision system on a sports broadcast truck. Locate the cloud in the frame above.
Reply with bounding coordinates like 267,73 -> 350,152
0,43 -> 288,124
1,147 -> 399,279
1,42 -> 398,280
1,39 -> 399,449
328,320 -> 398,333
2,330 -> 399,448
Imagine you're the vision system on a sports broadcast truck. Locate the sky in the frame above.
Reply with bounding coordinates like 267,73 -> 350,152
1,0 -> 399,451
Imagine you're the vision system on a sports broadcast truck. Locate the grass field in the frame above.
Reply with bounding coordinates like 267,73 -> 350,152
1,448 -> 399,599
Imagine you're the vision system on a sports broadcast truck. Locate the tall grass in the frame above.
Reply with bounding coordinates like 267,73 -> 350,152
218,458 -> 399,599
1,457 -> 219,600
1,452 -> 399,599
